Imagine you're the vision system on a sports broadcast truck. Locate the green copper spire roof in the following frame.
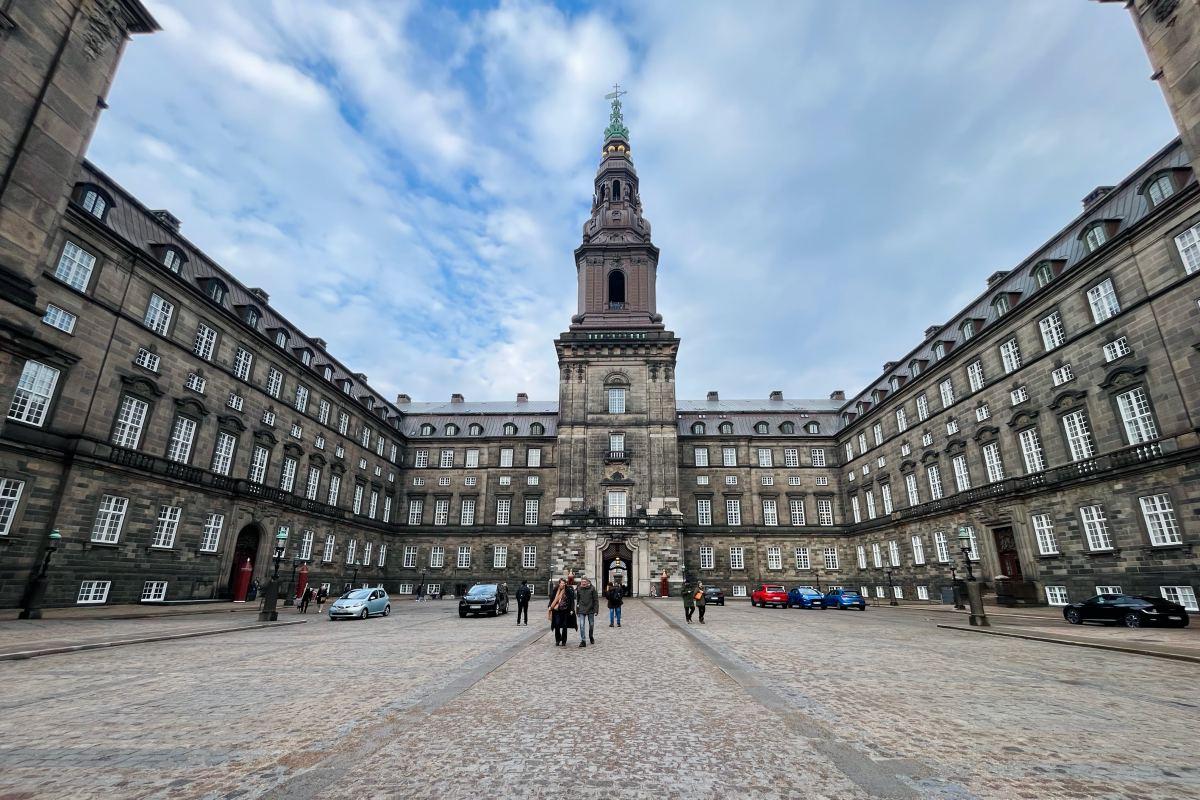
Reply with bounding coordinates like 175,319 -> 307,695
604,82 -> 629,140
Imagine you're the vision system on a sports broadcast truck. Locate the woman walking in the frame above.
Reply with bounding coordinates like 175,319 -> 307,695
315,585 -> 328,614
548,578 -> 576,647
606,582 -> 624,627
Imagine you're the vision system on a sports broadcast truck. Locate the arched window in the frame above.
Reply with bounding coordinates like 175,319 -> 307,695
530,422 -> 545,436
503,422 -> 518,436
780,421 -> 795,434
419,424 -> 434,436
322,365 -> 333,381
161,247 -> 185,273
991,294 -> 1010,318
202,278 -> 228,304
1083,222 -> 1108,253
1144,172 -> 1176,206
76,184 -> 113,221
612,179 -> 621,200
691,422 -> 706,435
932,342 -> 945,361
1034,262 -> 1054,288
889,377 -> 901,393
468,423 -> 484,436
299,349 -> 312,366
805,421 -> 820,434
754,421 -> 768,434
445,423 -> 459,436
608,270 -> 626,309
275,330 -> 288,348
242,306 -> 261,328
719,421 -> 733,435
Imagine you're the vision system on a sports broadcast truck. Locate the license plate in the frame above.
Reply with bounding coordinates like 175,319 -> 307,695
470,605 -> 481,609
1169,616 -> 1182,620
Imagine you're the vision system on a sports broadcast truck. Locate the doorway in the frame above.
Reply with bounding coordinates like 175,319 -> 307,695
991,526 -> 1022,580
601,540 -> 634,597
227,523 -> 263,597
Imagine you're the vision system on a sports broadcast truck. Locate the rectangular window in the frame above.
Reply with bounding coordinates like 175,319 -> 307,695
939,378 -> 955,408
524,499 -> 539,525
144,294 -> 174,335
1103,337 -> 1131,362
856,545 -> 867,569
233,347 -> 254,381
1161,586 -> 1199,612
305,466 -> 321,500
193,323 -> 218,361
880,482 -> 893,513
911,535 -> 925,565
323,536 -> 335,563
439,449 -> 454,469
983,442 -> 1004,483
433,498 -> 449,525
294,385 -> 309,413
926,465 -> 944,500
824,547 -> 839,570
42,304 -> 77,333
1000,338 -> 1022,374
872,423 -> 883,447
496,498 -> 511,526
952,455 -> 971,492
1045,586 -> 1069,606
857,433 -> 868,454
757,448 -> 773,468
1018,428 -> 1045,473
917,585 -> 929,601
934,531 -> 950,563
788,476 -> 800,486
465,449 -> 480,468
1080,504 -> 1112,550
789,498 -> 805,526
1175,222 -> 1200,274
8,361 -> 60,428
77,580 -> 111,604
1087,278 -> 1120,323
195,512 -> 224,553
895,407 -> 908,432
761,475 -> 773,486
865,490 -> 876,518
400,545 -> 417,568
460,498 -> 476,526
815,475 -> 829,486
731,585 -> 747,597
429,546 -> 444,568
345,539 -> 357,565
457,546 -> 471,569
280,457 -> 297,493
976,403 -> 990,421
1062,409 -> 1095,461
609,433 -> 625,454
493,545 -> 507,568
1116,387 -> 1158,444
1010,387 -> 1028,406
360,426 -> 372,449
227,392 -> 244,412
783,447 -> 800,468
165,416 -> 197,463
266,367 -> 283,399
141,581 -> 168,602
407,498 -> 424,526
1039,311 -> 1065,351
810,448 -> 825,467
1032,513 -> 1058,554
134,348 -> 160,372
851,495 -> 861,523
337,411 -> 349,436
327,473 -> 341,506
111,395 -> 149,449
0,478 -> 24,535
722,447 -> 737,467
729,547 -> 745,570
795,547 -> 811,570
905,472 -> 920,506
55,241 -> 96,291
296,529 -> 314,561
693,447 -> 709,467
726,498 -> 742,525
185,373 -> 206,394
700,546 -> 714,570
91,495 -> 129,543
522,545 -> 536,569
151,505 -> 181,548
696,498 -> 712,525
967,361 -> 984,393
762,499 -> 778,526
316,399 -> 330,425
1140,494 -> 1181,546
607,387 -> 626,414
916,394 -> 929,422
383,495 -> 392,523
888,539 -> 901,567
499,448 -> 514,468
1051,364 -> 1074,387
527,448 -> 541,467
817,498 -> 833,526
414,449 -> 429,469
767,546 -> 782,570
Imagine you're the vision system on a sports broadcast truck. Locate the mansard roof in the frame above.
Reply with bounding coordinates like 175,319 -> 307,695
676,398 -> 843,413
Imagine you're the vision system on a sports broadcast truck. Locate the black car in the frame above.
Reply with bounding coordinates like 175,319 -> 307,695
703,586 -> 725,606
1063,594 -> 1189,628
459,583 -> 510,618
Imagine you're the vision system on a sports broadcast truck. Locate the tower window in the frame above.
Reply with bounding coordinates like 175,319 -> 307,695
612,179 -> 621,201
608,271 -> 626,309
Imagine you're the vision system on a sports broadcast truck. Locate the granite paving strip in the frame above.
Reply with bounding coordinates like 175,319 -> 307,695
0,618 -> 306,660
936,622 -> 1200,663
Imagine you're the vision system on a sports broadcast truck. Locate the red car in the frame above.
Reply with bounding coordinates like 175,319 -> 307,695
751,584 -> 789,608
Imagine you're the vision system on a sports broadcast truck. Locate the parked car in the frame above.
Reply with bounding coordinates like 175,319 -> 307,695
751,584 -> 790,608
329,588 -> 391,620
703,586 -> 725,606
788,587 -> 826,609
459,583 -> 510,618
1063,594 -> 1189,628
823,588 -> 867,610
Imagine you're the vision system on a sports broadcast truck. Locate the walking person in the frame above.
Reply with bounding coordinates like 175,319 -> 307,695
299,585 -> 314,614
606,581 -> 624,627
575,576 -> 598,647
315,585 -> 328,614
682,580 -> 695,624
516,580 -> 531,626
548,578 -> 576,647
694,581 -> 707,624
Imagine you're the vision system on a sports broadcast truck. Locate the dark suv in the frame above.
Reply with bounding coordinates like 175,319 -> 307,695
458,583 -> 510,618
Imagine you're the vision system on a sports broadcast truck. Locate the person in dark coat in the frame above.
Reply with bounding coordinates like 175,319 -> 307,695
548,578 -> 576,647
299,585 -> 314,613
606,582 -> 624,627
315,585 -> 328,614
515,580 -> 531,626
575,576 -> 598,647
682,581 -> 695,624
694,581 -> 707,624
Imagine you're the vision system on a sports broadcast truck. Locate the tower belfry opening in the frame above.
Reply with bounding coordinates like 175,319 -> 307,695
608,270 -> 625,308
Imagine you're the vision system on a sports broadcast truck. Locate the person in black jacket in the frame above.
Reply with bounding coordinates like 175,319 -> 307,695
606,582 -> 624,627
515,580 -> 532,626
548,578 -> 576,647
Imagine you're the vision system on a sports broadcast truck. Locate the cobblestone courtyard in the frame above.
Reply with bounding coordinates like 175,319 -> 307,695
0,599 -> 1196,799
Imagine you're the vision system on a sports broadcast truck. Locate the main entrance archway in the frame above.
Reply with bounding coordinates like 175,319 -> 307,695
226,522 -> 264,599
601,540 -> 635,597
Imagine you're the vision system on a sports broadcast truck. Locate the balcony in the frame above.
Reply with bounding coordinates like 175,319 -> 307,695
604,450 -> 629,463
607,301 -> 627,310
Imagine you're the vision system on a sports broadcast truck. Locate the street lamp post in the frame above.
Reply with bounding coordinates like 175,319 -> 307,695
350,559 -> 361,586
258,529 -> 288,622
957,525 -> 989,627
885,568 -> 898,606
19,530 -> 62,620
950,565 -> 966,610
283,557 -> 302,607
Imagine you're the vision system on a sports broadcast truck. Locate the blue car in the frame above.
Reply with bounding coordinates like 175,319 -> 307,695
788,587 -> 826,609
328,587 -> 391,620
823,588 -> 867,610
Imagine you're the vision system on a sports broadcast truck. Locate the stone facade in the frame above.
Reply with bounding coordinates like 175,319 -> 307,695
0,3 -> 1197,613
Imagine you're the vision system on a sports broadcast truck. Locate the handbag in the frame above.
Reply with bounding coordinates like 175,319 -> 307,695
693,590 -> 703,601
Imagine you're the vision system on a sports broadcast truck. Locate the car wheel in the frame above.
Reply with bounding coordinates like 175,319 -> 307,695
360,608 -> 369,620
1065,609 -> 1082,625
458,609 -> 467,618
1175,618 -> 1190,628
382,604 -> 391,617
1124,613 -> 1142,628
719,600 -> 724,606
488,607 -> 497,617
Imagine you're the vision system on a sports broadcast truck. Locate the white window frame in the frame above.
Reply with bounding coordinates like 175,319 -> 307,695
1087,278 -> 1120,324
1080,504 -> 1112,551
700,546 -> 714,570
1062,409 -> 1095,461
91,495 -> 129,543
1032,514 -> 1058,555
1116,387 -> 1158,444
1039,311 -> 1065,351
1140,493 -> 1181,546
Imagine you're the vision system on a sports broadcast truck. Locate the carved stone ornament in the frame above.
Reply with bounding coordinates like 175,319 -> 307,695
1099,363 -> 1147,390
1151,0 -> 1179,23
174,397 -> 210,418
82,0 -> 126,60
1048,389 -> 1088,411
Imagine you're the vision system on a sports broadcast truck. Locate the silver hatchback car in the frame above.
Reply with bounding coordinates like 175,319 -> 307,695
328,588 -> 391,620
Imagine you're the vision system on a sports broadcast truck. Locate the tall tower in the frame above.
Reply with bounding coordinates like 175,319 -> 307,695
553,88 -> 684,595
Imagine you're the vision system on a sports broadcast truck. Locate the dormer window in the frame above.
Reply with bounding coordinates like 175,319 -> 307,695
445,423 -> 459,436
323,365 -> 333,381
420,423 -> 435,436
530,422 -> 545,436
202,278 -> 228,304
691,421 -> 706,435
242,306 -> 261,328
1034,262 -> 1054,288
889,376 -> 901,393
1142,170 -> 1179,206
992,294 -> 1010,317
932,342 -> 945,361
161,247 -> 185,274
961,319 -> 976,340
805,421 -> 820,434
718,421 -> 733,435
503,422 -> 518,436
299,349 -> 312,366
1083,222 -> 1109,253
468,423 -> 483,436
274,330 -> 288,348
909,359 -> 924,377
780,421 -> 795,434
76,184 -> 113,221
753,421 -> 768,434
341,379 -> 352,395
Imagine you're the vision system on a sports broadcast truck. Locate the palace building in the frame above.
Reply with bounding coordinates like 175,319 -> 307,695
0,0 -> 1197,612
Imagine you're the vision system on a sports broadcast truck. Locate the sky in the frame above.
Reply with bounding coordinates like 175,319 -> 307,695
89,0 -> 1178,405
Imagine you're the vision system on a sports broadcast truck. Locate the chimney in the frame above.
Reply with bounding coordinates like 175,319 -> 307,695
829,389 -> 845,401
706,391 -> 719,402
883,361 -> 897,372
151,209 -> 181,232
451,393 -> 464,403
312,337 -> 327,348
769,390 -> 783,401
1082,185 -> 1115,209
249,287 -> 270,304
985,270 -> 1008,288
354,372 -> 368,382
924,325 -> 941,339
516,393 -> 529,403
395,393 -> 411,404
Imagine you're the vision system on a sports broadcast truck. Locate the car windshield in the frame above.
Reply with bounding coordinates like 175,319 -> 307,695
764,585 -> 785,592
344,589 -> 371,600
840,592 -> 861,598
467,585 -> 497,596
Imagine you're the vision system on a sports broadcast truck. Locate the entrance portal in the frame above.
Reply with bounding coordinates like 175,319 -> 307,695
601,541 -> 635,597
992,526 -> 1022,580
227,523 -> 263,599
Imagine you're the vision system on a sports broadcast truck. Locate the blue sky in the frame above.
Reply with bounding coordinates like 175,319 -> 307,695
89,1 -> 1177,404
